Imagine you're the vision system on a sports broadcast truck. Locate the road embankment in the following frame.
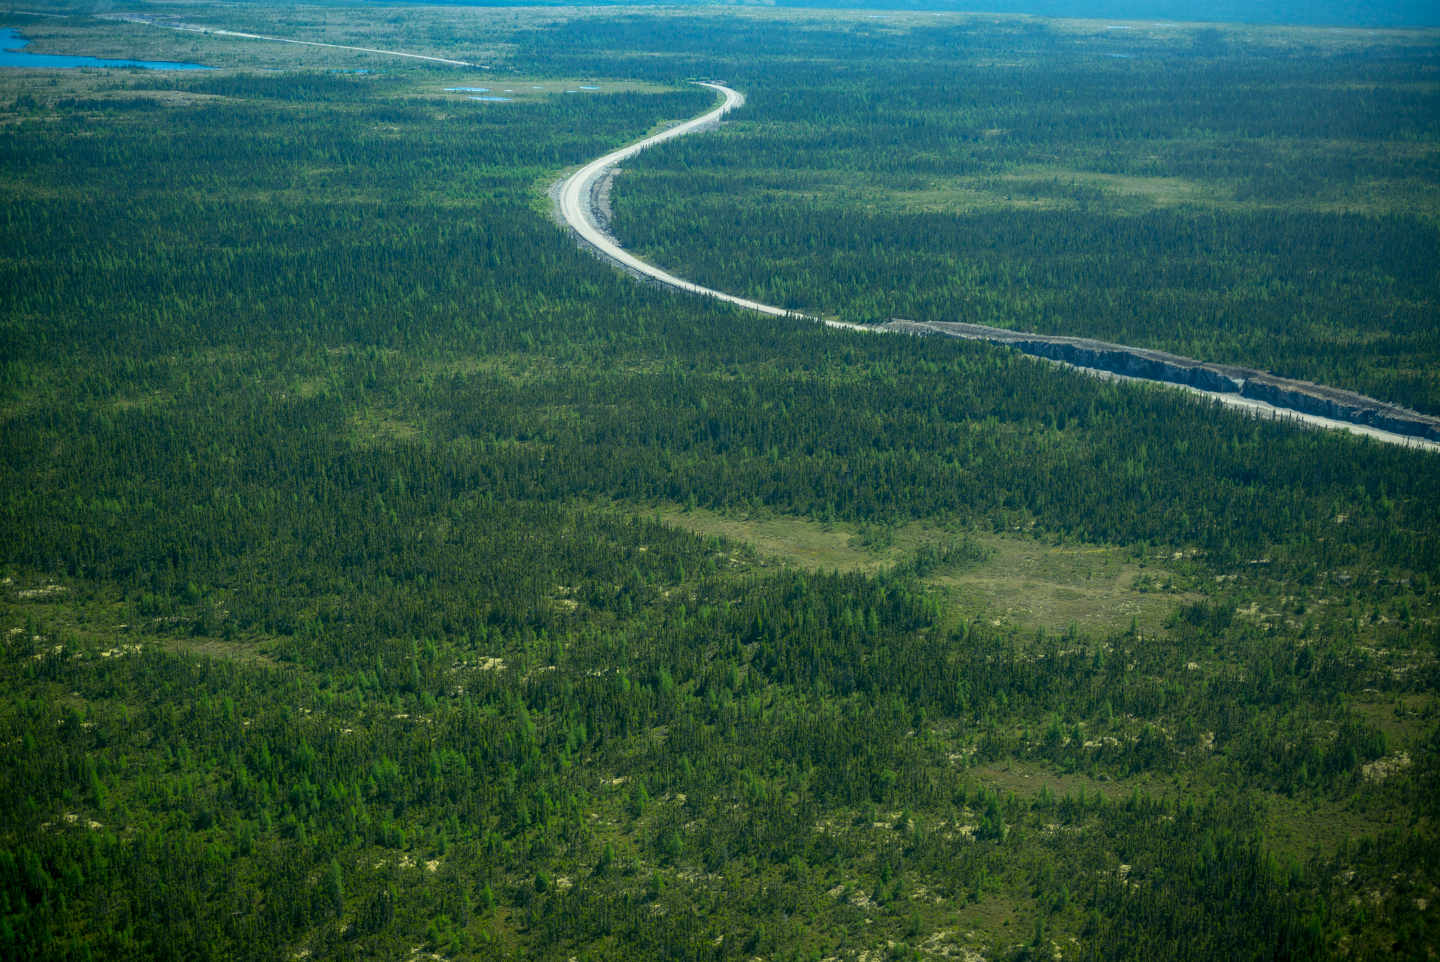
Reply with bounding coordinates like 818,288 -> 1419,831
885,320 -> 1440,444
553,85 -> 1436,453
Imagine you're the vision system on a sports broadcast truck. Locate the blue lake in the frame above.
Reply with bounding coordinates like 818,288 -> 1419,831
0,28 -> 212,70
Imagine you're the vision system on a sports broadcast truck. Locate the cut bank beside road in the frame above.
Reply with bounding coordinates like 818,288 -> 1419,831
553,86 -> 1437,454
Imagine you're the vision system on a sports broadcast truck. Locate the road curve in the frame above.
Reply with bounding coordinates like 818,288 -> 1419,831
558,84 -> 834,323
558,87 -> 1434,452
104,14 -> 479,66
52,21 -> 1438,451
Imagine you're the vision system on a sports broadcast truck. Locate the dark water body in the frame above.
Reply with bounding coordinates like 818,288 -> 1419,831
0,28 -> 212,70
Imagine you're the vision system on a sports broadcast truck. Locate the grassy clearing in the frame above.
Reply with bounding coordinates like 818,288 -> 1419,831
697,163 -> 1440,221
933,538 -> 1197,637
966,754 -> 1418,863
656,503 -> 1192,636
654,504 -> 898,574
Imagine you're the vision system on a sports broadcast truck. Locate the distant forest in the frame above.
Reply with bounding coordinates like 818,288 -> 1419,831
367,0 -> 1440,29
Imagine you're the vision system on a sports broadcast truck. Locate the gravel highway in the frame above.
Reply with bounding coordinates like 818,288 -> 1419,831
557,84 -> 838,323
91,22 -> 1433,454
557,86 -> 1435,452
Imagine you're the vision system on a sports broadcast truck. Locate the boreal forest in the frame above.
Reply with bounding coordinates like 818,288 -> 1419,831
0,6 -> 1436,962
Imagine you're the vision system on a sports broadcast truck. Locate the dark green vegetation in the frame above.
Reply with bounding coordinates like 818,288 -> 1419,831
1,9 -> 1437,962
590,18 -> 1440,413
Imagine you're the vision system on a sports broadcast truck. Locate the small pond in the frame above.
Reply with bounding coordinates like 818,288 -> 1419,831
0,28 -> 212,70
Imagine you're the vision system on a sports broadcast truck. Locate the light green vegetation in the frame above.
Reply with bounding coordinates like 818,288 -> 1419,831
931,538 -> 1195,636
755,163 -> 1440,220
658,504 -> 1192,636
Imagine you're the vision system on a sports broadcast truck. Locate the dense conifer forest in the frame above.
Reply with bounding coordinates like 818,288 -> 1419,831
0,7 -> 1436,961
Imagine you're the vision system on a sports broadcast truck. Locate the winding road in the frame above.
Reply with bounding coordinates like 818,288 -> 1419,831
82,16 -> 1440,452
556,84 -> 1437,452
558,84 -> 840,324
